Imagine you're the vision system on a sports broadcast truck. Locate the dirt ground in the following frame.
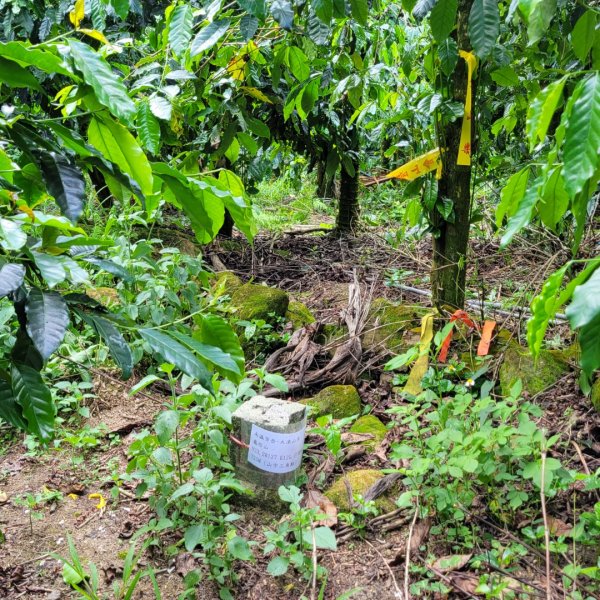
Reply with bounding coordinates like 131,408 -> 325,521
1,229 -> 599,599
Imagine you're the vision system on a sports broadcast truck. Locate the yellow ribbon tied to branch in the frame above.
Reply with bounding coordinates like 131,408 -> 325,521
383,50 -> 477,181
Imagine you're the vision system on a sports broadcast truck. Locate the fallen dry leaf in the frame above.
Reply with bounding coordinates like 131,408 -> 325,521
430,553 -> 472,573
447,572 -> 480,596
304,489 -> 338,527
547,517 -> 572,537
341,432 -> 375,445
388,518 -> 431,566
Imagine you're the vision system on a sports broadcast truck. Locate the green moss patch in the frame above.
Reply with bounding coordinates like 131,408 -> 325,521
286,301 -> 316,330
325,469 -> 397,513
349,415 -> 387,449
230,283 -> 289,324
301,385 -> 361,419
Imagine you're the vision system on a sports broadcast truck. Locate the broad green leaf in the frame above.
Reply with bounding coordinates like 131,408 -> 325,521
25,289 -> 69,360
110,0 -> 129,20
500,177 -> 542,246
413,0 -> 438,19
0,42 -> 71,76
468,0 -> 499,59
538,167 -> 568,230
0,263 -> 25,298
496,166 -> 530,227
312,0 -> 333,22
237,0 -> 267,19
572,11 -> 597,63
155,410 -> 179,445
139,328 -> 214,393
307,9 -> 331,45
240,15 -> 259,40
521,0 -> 557,45
0,375 -> 27,430
69,40 -> 136,124
566,268 -> 600,329
193,312 -> 245,379
490,66 -> 519,87
563,74 -> 600,198
31,252 -> 67,288
137,101 -> 160,155
527,263 -> 569,358
286,47 -> 310,81
267,556 -> 289,576
33,150 -> 85,222
579,313 -> 600,378
88,116 -> 153,196
169,330 -> 242,381
78,311 -> 133,379
190,19 -> 230,57
270,0 -> 294,30
438,38 -> 458,76
430,0 -> 457,43
0,218 -> 26,251
227,536 -> 253,560
11,363 -> 55,442
168,4 -> 193,58
349,0 -> 368,25
216,171 -> 256,240
312,526 -> 337,550
149,95 -> 172,121
85,258 -> 133,282
184,524 -> 208,552
526,76 -> 566,151
0,57 -> 42,90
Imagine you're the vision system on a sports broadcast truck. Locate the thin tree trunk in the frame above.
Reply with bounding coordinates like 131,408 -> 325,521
431,0 -> 474,310
336,159 -> 359,234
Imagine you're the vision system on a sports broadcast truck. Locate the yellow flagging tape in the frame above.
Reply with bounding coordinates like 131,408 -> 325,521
403,313 -> 434,395
457,51 -> 476,166
382,51 -> 477,181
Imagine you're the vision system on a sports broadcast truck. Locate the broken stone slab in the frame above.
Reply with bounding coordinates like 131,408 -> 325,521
231,396 -> 307,489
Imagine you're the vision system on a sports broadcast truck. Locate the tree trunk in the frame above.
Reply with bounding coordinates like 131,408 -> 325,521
431,0 -> 474,310
336,159 -> 359,234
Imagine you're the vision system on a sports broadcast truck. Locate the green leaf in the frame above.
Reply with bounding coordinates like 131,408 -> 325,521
563,73 -> 600,198
0,41 -> 71,76
490,66 -> 519,87
267,556 -> 289,576
270,0 -> 294,29
139,328 -> 214,393
0,263 -> 25,299
78,311 -> 133,379
500,177 -> 542,247
579,313 -> 600,378
237,0 -> 267,20
572,11 -> 597,63
194,313 -> 245,379
31,252 -> 67,288
286,47 -> 310,81
62,562 -> 84,586
526,76 -> 567,152
11,363 -> 55,442
25,289 -> 69,361
155,410 -> 180,445
312,526 -> 337,550
413,0 -> 438,19
538,167 -> 569,230
227,536 -> 253,560
349,0 -> 368,25
88,115 -> 153,197
33,150 -> 85,222
184,524 -> 208,552
149,95 -> 172,121
168,4 -> 194,58
468,0 -> 499,59
496,166 -> 530,227
0,218 -> 26,251
438,38 -> 458,76
312,0 -> 333,22
246,117 -> 270,138
566,268 -> 600,329
190,19 -> 230,57
110,0 -> 129,20
307,9 -> 331,44
520,0 -> 557,46
69,40 -> 136,125
0,57 -> 42,90
136,101 -> 160,155
240,15 -> 259,40
0,374 -> 27,430
170,330 -> 242,381
430,0 -> 457,43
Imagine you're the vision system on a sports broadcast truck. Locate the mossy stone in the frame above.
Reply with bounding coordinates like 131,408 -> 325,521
591,378 -> 600,414
286,301 -> 316,329
230,283 -> 289,324
362,298 -> 427,353
325,469 -> 397,512
86,287 -> 119,307
212,271 -> 243,291
301,385 -> 361,419
499,341 -> 570,396
349,415 -> 387,449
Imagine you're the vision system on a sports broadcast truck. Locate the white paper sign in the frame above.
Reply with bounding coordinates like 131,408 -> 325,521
247,424 -> 305,474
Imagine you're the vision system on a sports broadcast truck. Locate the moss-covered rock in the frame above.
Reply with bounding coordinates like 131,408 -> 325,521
230,283 -> 289,324
212,270 -> 243,292
325,469 -> 397,512
362,298 -> 427,353
86,287 -> 119,307
301,385 -> 361,419
286,301 -> 316,329
499,341 -> 570,396
591,378 -> 600,414
349,415 -> 387,449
